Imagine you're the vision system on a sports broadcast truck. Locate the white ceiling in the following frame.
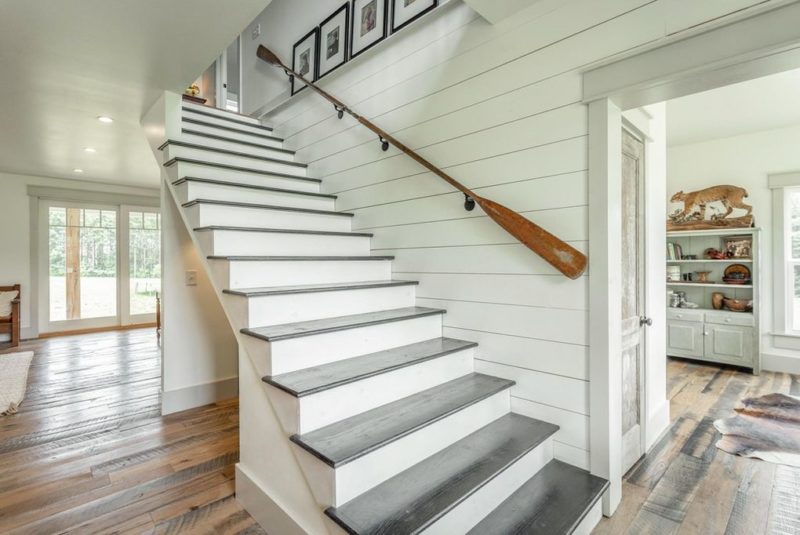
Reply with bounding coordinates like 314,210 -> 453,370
667,67 -> 800,147
0,0 -> 270,188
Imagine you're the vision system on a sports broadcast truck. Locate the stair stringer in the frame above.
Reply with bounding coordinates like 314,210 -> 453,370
142,92 -> 333,535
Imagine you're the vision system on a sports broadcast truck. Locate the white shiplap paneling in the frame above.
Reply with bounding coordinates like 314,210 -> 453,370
260,0 -> 778,470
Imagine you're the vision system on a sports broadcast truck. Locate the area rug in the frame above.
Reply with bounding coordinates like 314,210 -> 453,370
714,393 -> 800,467
0,351 -> 33,415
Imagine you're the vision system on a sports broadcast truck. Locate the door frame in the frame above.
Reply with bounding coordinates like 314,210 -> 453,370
584,1 -> 800,516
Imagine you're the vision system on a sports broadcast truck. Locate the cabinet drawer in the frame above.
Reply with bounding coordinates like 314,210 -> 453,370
667,309 -> 704,323
705,312 -> 754,327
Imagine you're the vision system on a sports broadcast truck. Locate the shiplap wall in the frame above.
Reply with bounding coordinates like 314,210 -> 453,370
259,0 -> 774,469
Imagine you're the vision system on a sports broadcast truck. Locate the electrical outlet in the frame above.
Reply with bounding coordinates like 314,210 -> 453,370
251,23 -> 261,40
185,270 -> 198,286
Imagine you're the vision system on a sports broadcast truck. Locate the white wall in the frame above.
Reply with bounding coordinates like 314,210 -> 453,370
0,172 -> 158,338
667,124 -> 800,370
251,0 -> 777,474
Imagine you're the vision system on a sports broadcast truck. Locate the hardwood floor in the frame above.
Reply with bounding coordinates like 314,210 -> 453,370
594,358 -> 800,535
0,329 -> 262,534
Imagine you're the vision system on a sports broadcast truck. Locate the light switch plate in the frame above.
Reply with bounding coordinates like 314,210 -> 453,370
185,270 -> 198,286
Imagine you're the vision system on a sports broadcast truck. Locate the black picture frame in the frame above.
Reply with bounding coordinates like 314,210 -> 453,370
291,28 -> 319,95
390,0 -> 437,33
350,0 -> 388,59
318,3 -> 350,79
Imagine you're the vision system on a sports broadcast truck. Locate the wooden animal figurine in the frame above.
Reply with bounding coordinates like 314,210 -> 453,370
670,185 -> 752,221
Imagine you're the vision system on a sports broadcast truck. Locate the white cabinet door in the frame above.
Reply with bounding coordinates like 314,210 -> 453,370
667,320 -> 704,358
705,325 -> 754,366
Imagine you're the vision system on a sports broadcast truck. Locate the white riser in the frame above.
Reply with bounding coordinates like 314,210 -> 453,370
195,229 -> 371,257
226,284 -> 417,328
173,181 -> 335,211
179,132 -> 295,162
181,103 -> 261,125
269,349 -> 476,435
295,389 -> 512,507
424,438 -> 554,534
164,145 -> 307,178
182,110 -> 269,134
182,121 -> 284,149
210,259 -> 393,289
241,313 -> 444,377
183,203 -> 352,233
167,162 -> 320,193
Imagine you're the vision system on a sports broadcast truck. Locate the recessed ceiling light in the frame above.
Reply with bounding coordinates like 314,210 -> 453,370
83,147 -> 96,153
73,168 -> 84,173
97,116 -> 113,123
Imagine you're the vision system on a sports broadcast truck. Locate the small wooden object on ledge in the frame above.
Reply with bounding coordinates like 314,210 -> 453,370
182,94 -> 207,105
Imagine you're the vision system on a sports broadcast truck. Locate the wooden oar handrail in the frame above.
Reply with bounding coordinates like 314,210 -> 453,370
256,45 -> 587,279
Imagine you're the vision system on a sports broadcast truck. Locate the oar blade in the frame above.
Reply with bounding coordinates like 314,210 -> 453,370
475,196 -> 587,279
257,45 -> 283,67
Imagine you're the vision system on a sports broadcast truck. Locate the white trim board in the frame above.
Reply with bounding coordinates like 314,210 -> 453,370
235,464 -> 310,535
161,376 -> 238,415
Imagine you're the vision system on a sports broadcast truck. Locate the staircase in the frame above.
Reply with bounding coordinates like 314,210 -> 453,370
157,100 -> 608,534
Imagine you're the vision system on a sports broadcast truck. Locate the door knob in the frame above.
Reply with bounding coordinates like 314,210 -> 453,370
639,316 -> 653,327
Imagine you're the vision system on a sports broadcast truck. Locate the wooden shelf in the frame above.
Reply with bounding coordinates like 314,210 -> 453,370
666,282 -> 752,289
666,259 -> 752,263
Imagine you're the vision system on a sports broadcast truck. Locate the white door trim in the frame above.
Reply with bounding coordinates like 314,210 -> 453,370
584,2 -> 800,516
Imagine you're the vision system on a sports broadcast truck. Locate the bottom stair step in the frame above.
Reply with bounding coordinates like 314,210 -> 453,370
326,413 -> 558,535
467,460 -> 609,535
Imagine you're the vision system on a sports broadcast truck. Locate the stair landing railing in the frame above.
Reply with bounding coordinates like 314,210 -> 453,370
257,46 -> 587,280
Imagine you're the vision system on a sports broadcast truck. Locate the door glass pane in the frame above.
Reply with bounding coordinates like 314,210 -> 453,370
48,206 -> 117,321
129,211 -> 161,316
225,37 -> 240,112
794,264 -> 800,331
791,190 -> 800,260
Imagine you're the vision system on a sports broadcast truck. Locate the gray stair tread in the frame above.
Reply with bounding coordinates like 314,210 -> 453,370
326,413 -> 559,535
466,460 -> 609,535
164,157 -> 321,183
224,279 -> 418,297
208,255 -> 393,261
182,117 -> 283,142
160,139 -> 307,168
182,198 -> 353,217
181,129 -> 295,155
173,177 -> 335,199
181,106 -> 273,130
242,306 -> 444,342
291,373 -> 514,467
193,226 -> 372,237
266,338 -> 477,397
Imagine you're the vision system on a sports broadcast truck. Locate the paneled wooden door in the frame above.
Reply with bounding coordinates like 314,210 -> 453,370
621,128 -> 647,473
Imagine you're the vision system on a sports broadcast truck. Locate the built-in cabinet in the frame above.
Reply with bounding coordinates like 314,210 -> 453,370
666,229 -> 761,374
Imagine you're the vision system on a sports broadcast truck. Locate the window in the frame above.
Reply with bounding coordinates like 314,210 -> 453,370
128,211 -> 161,316
786,188 -> 800,333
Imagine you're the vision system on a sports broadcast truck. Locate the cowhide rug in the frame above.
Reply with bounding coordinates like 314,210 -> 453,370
714,393 -> 800,467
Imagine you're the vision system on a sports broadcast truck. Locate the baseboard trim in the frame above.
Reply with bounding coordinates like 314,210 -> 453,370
38,323 -> 156,339
235,464 -> 308,535
161,376 -> 238,415
762,352 -> 800,374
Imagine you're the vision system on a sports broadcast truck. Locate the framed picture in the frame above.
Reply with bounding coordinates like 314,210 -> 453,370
350,0 -> 388,58
319,4 -> 350,78
391,0 -> 437,33
721,235 -> 753,259
292,28 -> 318,95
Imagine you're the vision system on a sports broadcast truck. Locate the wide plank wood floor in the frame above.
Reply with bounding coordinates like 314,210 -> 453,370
0,329 -> 263,534
594,358 -> 800,535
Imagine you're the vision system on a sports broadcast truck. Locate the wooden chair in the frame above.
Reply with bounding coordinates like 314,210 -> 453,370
0,284 -> 21,349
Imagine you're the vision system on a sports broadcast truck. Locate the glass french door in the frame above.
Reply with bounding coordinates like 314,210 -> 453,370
40,201 -> 160,333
